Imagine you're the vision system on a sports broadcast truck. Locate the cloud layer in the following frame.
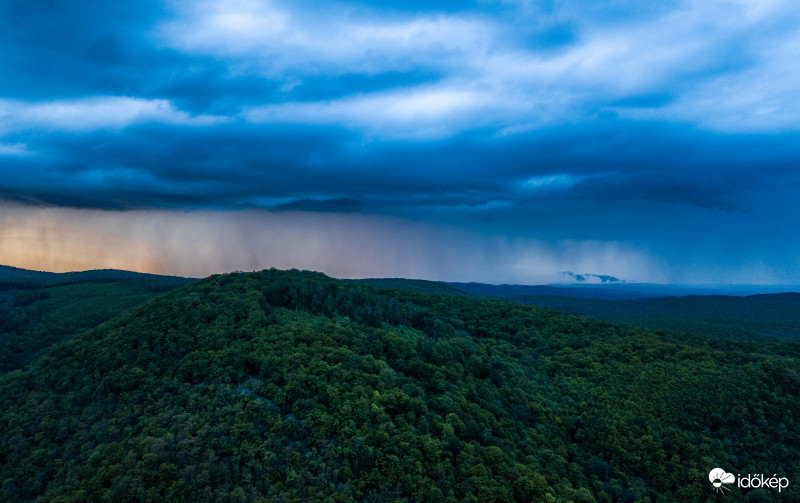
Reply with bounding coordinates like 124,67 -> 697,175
1,0 -> 799,283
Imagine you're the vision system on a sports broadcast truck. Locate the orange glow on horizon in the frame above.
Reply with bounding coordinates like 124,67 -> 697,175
0,203 -> 168,274
0,202 -> 663,283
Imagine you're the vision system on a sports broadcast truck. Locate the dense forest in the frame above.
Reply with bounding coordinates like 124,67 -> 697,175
504,292 -> 800,341
360,278 -> 800,341
1,269 -> 799,502
0,266 -> 192,374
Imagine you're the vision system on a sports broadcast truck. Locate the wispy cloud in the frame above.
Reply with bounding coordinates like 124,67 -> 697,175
157,0 -> 491,73
243,87 -> 494,138
0,143 -> 33,157
0,97 -> 228,133
522,174 -> 584,191
154,0 -> 800,135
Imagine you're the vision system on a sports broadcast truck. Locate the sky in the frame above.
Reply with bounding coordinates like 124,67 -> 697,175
1,0 -> 799,284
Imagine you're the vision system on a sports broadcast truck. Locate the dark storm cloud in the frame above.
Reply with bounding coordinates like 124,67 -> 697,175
2,0 -> 800,283
0,0 -> 163,99
5,114 -> 797,218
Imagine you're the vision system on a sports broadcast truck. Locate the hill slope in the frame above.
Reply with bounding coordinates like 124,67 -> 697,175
0,265 -> 192,289
501,293 -> 800,341
0,267 -> 194,374
1,269 -> 798,502
366,279 -> 800,341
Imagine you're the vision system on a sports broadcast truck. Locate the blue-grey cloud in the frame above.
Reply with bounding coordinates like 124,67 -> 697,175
1,0 -> 800,283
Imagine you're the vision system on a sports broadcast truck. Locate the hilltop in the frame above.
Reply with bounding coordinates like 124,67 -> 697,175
3,264 -> 798,378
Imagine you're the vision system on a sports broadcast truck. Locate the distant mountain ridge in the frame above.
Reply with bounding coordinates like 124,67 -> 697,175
358,279 -> 800,340
0,265 -> 193,288
0,266 -> 196,374
4,265 -> 796,298
3,265 -> 799,355
447,281 -> 800,300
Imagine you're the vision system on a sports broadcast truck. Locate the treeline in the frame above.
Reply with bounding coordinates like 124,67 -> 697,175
0,278 -> 187,374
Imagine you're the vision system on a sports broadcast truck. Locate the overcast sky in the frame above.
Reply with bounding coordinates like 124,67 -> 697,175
1,0 -> 799,284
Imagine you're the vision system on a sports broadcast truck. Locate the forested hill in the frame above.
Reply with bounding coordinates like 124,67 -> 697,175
359,278 -> 800,341
1,269 -> 799,502
0,266 -> 194,374
0,265 -> 192,289
503,292 -> 800,341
